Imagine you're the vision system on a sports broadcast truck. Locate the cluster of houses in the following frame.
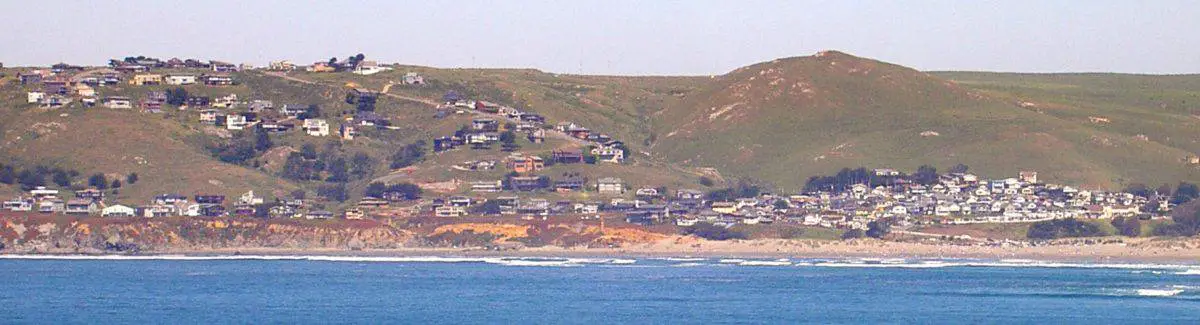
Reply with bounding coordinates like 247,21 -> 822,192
0,187 -> 344,220
18,58 -> 240,111
431,92 -> 626,164
405,170 -> 1168,230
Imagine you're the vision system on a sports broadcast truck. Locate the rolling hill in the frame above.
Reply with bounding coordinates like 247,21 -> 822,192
652,51 -> 1200,190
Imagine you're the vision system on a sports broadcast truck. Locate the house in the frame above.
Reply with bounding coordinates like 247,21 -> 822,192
27,91 -> 45,104
402,72 -> 425,85
38,199 -> 65,214
507,156 -> 545,173
18,72 -> 44,85
74,84 -> 96,97
138,205 -> 177,218
129,74 -> 163,85
186,96 -> 211,107
201,74 -> 235,86
574,202 -> 600,214
434,205 -> 467,217
509,176 -> 547,192
199,109 -> 220,123
303,119 -> 330,136
248,100 -> 274,112
268,60 -> 296,71
552,149 -> 584,164
64,199 -> 99,216
567,126 -> 591,139
164,74 -> 197,85
527,129 -> 546,143
154,194 -> 189,206
352,61 -> 392,75
591,145 -> 625,163
226,113 -> 251,130
210,61 -> 239,72
194,195 -> 226,205
344,209 -> 366,220
635,187 -> 660,199
711,202 -> 737,214
471,118 -> 500,132
42,80 -> 69,95
213,94 -> 239,108
260,120 -> 295,133
554,177 -> 587,192
354,111 -> 388,126
1019,171 -> 1038,184
467,180 -> 503,193
281,104 -> 308,117
74,188 -> 105,201
597,177 -> 625,195
306,210 -> 334,220
339,124 -> 357,140
676,189 -> 705,200
101,205 -> 136,217
3,198 -> 34,212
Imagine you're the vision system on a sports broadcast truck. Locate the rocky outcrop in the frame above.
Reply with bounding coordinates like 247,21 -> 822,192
0,215 -> 414,253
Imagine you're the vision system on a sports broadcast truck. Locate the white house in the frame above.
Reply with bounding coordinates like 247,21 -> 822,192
164,74 -> 197,85
27,91 -> 45,103
303,119 -> 329,136
352,61 -> 392,75
597,177 -> 625,195
591,145 -> 625,163
226,113 -> 249,130
102,205 -> 136,217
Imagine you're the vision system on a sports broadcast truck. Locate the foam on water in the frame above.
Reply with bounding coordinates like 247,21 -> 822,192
1137,289 -> 1184,297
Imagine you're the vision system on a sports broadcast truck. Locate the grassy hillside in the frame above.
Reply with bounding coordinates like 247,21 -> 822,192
653,51 -> 1199,190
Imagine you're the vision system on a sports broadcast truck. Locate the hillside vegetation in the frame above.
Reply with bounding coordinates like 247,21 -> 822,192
652,51 -> 1199,190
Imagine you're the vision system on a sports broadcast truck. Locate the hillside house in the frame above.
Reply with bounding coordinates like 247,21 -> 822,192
164,74 -> 197,85
260,120 -> 295,133
194,195 -> 226,205
74,188 -> 105,201
268,60 -> 296,71
552,150 -> 584,164
38,199 -> 65,213
507,156 -> 545,173
554,177 -> 587,192
591,145 -> 625,163
186,96 -> 211,107
527,129 -> 546,143
64,199 -> 99,216
18,72 -> 43,85
248,100 -> 274,112
101,205 -> 136,217
471,180 -> 504,193
333,123 -> 354,139
130,74 -> 163,85
471,118 -> 499,132
3,198 -> 34,212
352,61 -> 392,75
354,111 -> 388,126
39,95 -> 71,109
199,109 -> 220,124
434,205 -> 467,217
74,84 -> 96,97
103,96 -> 133,109
226,113 -> 254,130
213,94 -> 238,108
520,114 -> 546,124
43,80 -> 69,95
201,74 -> 235,86
402,72 -> 425,85
597,177 -> 626,195
114,64 -> 149,74
306,210 -> 334,220
509,176 -> 547,192
27,91 -> 45,104
210,61 -> 238,72
154,194 -> 189,206
304,119 -> 330,136
281,104 -> 307,117
567,126 -> 591,139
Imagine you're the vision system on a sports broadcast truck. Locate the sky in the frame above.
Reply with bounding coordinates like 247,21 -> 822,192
3,0 -> 1198,75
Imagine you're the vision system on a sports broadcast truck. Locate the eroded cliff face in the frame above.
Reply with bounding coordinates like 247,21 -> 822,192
0,215 -> 672,254
0,215 -> 414,253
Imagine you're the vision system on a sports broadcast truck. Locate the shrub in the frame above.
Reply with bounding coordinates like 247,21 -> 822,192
682,223 -> 747,241
1026,218 -> 1108,240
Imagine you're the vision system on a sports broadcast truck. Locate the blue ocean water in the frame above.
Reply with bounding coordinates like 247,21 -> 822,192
1,256 -> 1198,324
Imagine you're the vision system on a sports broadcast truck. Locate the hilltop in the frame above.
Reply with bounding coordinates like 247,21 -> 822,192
652,51 -> 1200,190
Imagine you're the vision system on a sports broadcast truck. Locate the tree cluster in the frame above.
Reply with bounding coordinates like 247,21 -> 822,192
0,164 -> 80,190
1026,218 -> 1107,240
389,141 -> 427,169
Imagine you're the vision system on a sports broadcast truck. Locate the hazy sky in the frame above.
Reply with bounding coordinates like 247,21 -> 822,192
3,0 -> 1197,75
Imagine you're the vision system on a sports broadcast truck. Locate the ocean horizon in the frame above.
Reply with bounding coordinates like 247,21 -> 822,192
2,255 -> 1199,323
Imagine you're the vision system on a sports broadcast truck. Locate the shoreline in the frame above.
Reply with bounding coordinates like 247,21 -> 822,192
6,237 -> 1200,264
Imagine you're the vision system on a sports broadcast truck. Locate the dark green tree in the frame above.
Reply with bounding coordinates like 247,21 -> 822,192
88,173 -> 108,189
126,173 -> 139,184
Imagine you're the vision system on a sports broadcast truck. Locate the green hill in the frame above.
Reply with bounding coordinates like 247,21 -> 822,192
652,51 -> 1199,190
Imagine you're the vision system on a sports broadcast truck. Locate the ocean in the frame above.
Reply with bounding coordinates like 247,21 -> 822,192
1,255 -> 1198,324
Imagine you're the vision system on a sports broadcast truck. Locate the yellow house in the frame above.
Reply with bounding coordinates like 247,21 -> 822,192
711,202 -> 737,214
129,74 -> 163,86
